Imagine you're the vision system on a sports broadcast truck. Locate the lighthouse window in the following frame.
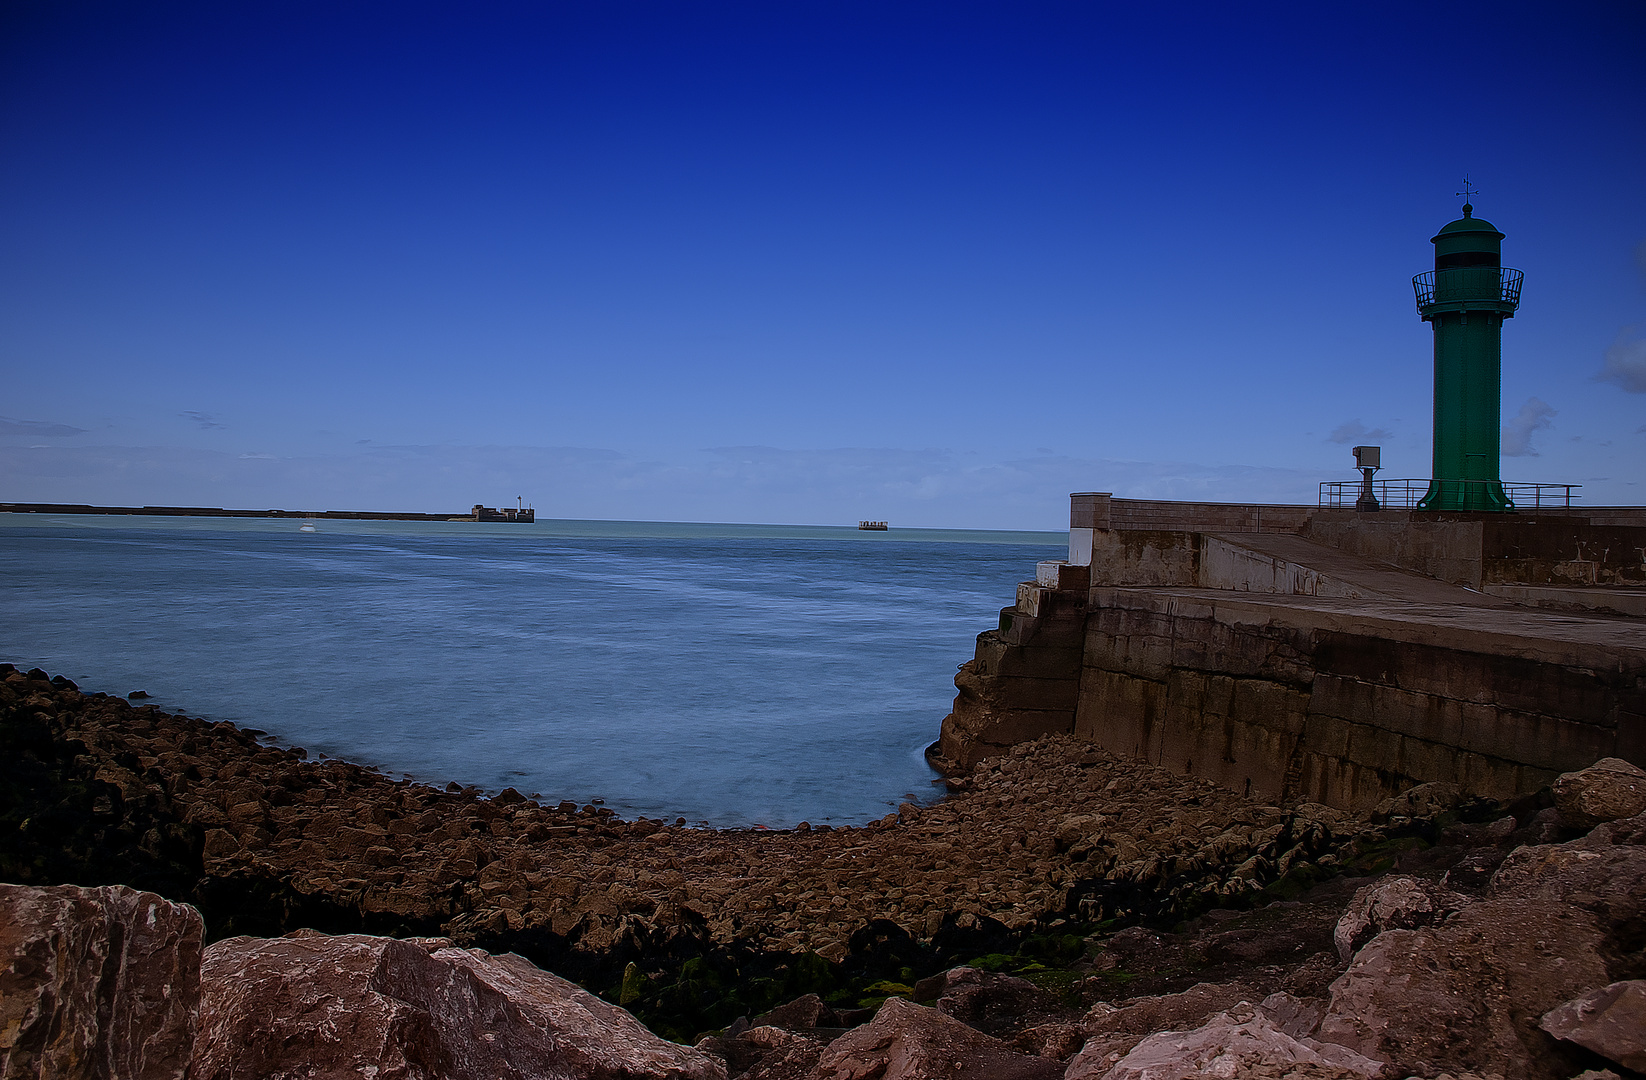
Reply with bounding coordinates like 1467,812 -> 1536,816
1437,250 -> 1500,269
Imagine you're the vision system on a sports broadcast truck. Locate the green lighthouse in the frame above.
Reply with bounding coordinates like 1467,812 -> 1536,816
1413,196 -> 1523,511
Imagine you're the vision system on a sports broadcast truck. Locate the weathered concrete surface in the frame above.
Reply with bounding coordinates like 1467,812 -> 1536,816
1069,497 -> 1646,586
1084,527 -> 1512,603
1070,493 -> 1317,535
1304,510 -> 1646,589
0,883 -> 203,1080
929,585 -> 1085,771
1073,588 -> 1646,809
1200,533 -> 1517,605
1482,585 -> 1646,618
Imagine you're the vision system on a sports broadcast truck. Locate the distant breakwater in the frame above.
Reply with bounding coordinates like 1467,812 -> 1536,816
0,501 -> 490,522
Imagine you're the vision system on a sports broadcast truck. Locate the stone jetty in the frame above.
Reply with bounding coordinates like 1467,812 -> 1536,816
934,494 -> 1646,809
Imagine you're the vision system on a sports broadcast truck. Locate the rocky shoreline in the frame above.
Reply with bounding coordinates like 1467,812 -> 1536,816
5,661 -> 1646,1077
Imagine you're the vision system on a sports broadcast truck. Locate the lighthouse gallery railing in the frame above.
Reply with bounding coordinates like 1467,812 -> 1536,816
1412,267 -> 1523,311
1319,479 -> 1578,510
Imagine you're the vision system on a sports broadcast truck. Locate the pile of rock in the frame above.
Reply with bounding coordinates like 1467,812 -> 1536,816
0,664 -> 1357,961
0,881 -> 723,1080
698,761 -> 1646,1079
6,758 -> 1643,1078
7,661 -> 1646,1077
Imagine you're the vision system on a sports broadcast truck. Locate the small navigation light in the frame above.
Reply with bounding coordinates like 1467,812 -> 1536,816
1352,446 -> 1381,512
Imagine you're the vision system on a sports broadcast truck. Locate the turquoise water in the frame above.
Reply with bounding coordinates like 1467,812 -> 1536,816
0,514 -> 1062,827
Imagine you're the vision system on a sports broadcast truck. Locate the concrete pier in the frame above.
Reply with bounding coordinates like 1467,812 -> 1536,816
933,495 -> 1646,811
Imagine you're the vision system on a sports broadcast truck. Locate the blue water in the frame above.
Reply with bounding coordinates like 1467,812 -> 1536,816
0,515 -> 1062,827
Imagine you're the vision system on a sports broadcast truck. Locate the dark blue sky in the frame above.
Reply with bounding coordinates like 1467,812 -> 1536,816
3,1 -> 1643,527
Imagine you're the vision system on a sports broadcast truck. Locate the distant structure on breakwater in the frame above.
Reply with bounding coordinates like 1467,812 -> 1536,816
473,502 -> 535,523
0,502 -> 536,523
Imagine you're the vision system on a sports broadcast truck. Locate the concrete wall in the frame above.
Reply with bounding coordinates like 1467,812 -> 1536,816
1198,536 -> 1369,598
1083,529 -> 1434,599
1072,493 -> 1316,534
1303,513 -> 1486,587
1087,530 -> 1200,587
1069,493 -> 1315,566
1073,498 -> 1646,590
1479,518 -> 1646,586
928,584 -> 1085,771
1303,511 -> 1646,588
1074,589 -> 1646,810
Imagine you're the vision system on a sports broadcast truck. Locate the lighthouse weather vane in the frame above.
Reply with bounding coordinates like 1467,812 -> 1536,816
1456,175 -> 1479,210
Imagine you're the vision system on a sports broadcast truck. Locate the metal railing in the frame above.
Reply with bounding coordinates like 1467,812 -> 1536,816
1412,267 -> 1523,311
1319,479 -> 1579,510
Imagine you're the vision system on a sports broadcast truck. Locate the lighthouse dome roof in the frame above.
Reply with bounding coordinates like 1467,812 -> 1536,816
1433,209 -> 1504,242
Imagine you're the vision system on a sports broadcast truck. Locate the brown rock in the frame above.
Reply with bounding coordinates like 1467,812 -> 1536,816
1552,758 -> 1646,829
760,994 -> 839,1031
730,1030 -> 830,1080
0,882 -> 203,1080
1332,876 -> 1469,961
192,930 -> 724,1080
1010,1021 -> 1087,1061
1316,897 -> 1609,1079
1282,952 -> 1347,1000
1071,982 -> 1258,1073
1487,815 -> 1646,941
1370,781 -> 1464,823
1069,1004 -> 1384,1080
1257,992 -> 1326,1040
1538,980 -> 1646,1073
805,997 -> 1060,1080
930,966 -> 1054,1037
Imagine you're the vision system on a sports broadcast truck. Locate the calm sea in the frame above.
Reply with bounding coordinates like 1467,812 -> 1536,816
0,514 -> 1063,827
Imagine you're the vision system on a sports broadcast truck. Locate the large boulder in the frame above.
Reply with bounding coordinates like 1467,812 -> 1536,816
1552,759 -> 1646,829
1332,876 -> 1469,961
1369,781 -> 1464,824
757,994 -> 841,1032
1487,812 -> 1646,952
1316,897 -> 1609,1079
0,882 -> 203,1080
1068,981 -> 1258,1072
191,930 -> 724,1080
805,997 -> 1060,1080
699,1025 -> 828,1080
1539,980 -> 1646,1073
926,966 -> 1055,1037
1069,1004 -> 1384,1080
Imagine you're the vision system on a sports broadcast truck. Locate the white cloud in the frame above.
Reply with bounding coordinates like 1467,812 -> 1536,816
1327,419 -> 1392,445
1502,398 -> 1556,456
180,411 -> 226,430
0,416 -> 87,437
1595,326 -> 1646,393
